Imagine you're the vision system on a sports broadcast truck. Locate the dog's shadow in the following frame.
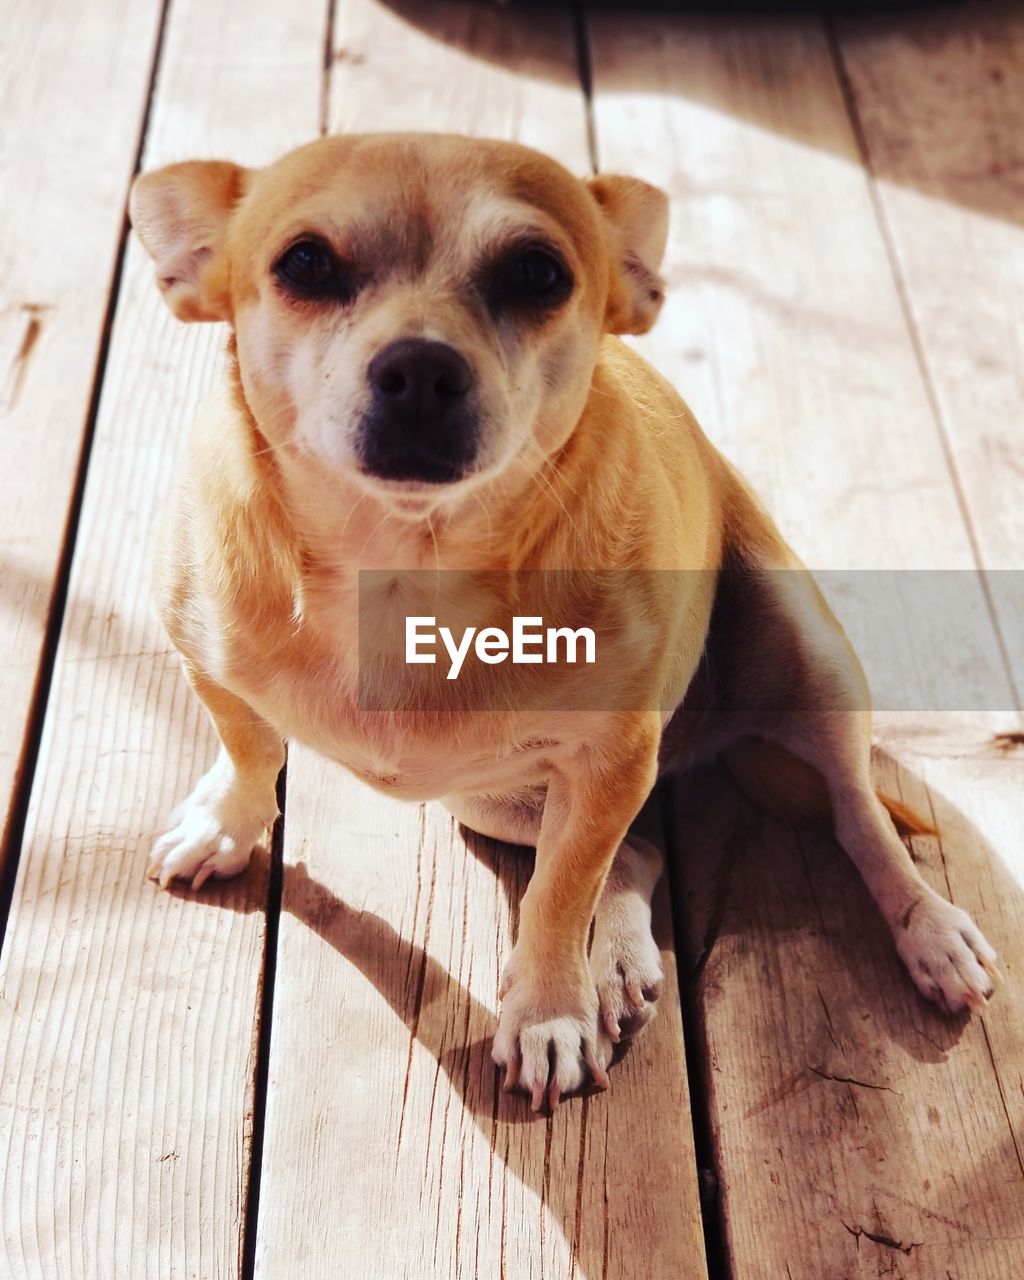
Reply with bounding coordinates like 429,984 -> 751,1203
670,755 -> 974,1068
265,745 -> 1015,1091
282,823 -> 631,1127
175,735 -> 1022,1269
284,833 -> 544,1126
664,744 -> 1024,1257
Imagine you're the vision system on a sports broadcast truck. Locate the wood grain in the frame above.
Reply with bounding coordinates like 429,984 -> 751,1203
586,17 -> 982,562
328,0 -> 591,162
835,4 -> 1024,700
0,1 -> 329,1275
674,749 -> 1024,1279
588,10 -> 1024,1278
0,0 -> 164,859
258,757 -> 705,1279
255,4 -> 708,1276
4,3 -> 1019,1277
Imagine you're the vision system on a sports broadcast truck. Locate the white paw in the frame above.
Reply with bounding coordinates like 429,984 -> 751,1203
492,952 -> 612,1111
591,907 -> 664,1044
895,891 -> 999,1015
148,763 -> 277,890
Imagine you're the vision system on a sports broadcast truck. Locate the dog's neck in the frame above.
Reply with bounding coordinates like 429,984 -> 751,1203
282,460 -> 577,578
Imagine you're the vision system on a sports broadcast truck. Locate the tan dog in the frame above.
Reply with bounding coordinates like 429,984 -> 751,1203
130,134 -> 998,1111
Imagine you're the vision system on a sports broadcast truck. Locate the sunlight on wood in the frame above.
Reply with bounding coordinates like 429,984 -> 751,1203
0,2 -> 1020,1277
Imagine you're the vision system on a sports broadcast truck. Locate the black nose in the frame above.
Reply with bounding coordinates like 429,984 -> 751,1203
368,338 -> 473,410
359,338 -> 478,485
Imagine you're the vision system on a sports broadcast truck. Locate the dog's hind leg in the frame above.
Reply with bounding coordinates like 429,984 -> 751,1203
728,563 -> 999,1015
443,787 -> 546,848
784,723 -> 997,1014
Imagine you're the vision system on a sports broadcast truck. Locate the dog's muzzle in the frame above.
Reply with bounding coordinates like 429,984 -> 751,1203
357,338 -> 479,485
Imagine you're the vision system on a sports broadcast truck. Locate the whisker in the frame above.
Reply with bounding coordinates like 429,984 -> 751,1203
335,489 -> 370,550
469,487 -> 497,556
355,503 -> 400,561
426,512 -> 441,576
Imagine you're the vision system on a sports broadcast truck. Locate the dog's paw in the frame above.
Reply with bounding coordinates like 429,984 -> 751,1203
147,765 -> 277,891
492,954 -> 611,1111
895,890 -> 999,1015
591,908 -> 664,1044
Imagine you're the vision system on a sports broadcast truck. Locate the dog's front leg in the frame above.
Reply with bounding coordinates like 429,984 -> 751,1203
493,718 -> 660,1110
148,663 -> 284,890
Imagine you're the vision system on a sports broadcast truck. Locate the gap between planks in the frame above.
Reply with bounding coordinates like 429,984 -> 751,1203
0,0 -> 172,941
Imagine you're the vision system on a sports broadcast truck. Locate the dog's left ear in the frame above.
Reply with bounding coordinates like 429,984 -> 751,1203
130,160 -> 252,322
587,174 -> 669,335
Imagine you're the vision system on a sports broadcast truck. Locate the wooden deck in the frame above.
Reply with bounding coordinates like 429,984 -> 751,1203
1,2 -> 1022,1276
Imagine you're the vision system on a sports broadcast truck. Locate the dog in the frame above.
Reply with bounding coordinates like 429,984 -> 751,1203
130,133 -> 998,1111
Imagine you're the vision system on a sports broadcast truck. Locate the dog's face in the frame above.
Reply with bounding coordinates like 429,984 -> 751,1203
131,135 -> 668,514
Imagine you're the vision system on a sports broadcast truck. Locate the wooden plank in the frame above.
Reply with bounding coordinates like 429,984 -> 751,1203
586,10 -> 1013,721
675,747 -> 1024,1279
0,1 -> 328,1275
588,10 -> 1024,1278
255,4 -> 708,1276
328,0 -> 592,159
260,759 -> 704,1279
835,4 -> 1024,698
0,0 -> 164,859
587,16 -> 980,571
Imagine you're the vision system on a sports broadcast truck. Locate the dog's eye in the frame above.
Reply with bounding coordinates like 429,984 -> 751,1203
506,250 -> 562,295
274,239 -> 350,300
492,248 -> 571,310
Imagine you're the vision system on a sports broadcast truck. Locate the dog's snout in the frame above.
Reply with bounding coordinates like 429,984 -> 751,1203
359,338 -> 479,486
369,339 -> 473,409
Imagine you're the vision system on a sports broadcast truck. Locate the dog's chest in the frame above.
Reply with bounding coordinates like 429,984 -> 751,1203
300,700 -> 552,801
224,631 -> 555,801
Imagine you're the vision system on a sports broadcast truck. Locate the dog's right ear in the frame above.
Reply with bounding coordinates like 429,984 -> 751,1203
587,174 -> 669,336
129,161 -> 251,322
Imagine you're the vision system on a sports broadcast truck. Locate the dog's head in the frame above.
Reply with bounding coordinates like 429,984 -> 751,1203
131,134 -> 667,513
